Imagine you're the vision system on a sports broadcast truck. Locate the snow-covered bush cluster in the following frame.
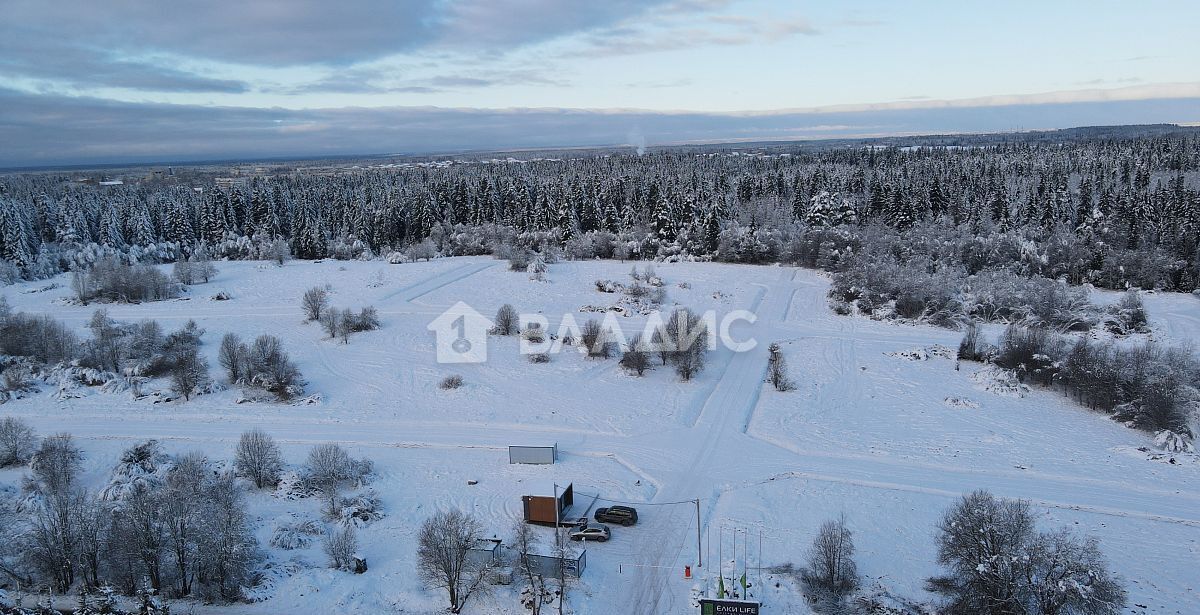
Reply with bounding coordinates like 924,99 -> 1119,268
218,333 -> 304,399
961,324 -> 1199,444
0,434 -> 259,604
71,257 -> 179,304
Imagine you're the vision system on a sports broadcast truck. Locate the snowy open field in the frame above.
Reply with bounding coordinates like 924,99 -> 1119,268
2,257 -> 1198,614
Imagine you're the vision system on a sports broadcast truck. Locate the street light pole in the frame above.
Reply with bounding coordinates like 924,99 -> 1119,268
694,499 -> 703,567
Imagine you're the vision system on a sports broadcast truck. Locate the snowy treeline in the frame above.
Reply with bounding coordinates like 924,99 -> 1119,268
1,131 -> 1198,293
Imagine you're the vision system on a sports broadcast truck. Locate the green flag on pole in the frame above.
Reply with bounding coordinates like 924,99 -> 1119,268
740,571 -> 748,591
717,575 -> 725,598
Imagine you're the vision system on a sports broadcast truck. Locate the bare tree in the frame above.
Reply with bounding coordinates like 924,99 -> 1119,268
553,526 -> 577,615
162,452 -> 208,597
927,490 -> 1123,615
0,416 -> 37,467
580,319 -> 615,359
512,521 -> 551,615
1020,528 -> 1125,615
170,346 -> 209,400
320,307 -> 344,339
234,428 -> 283,489
417,508 -> 492,614
218,332 -> 247,383
492,304 -> 519,335
197,472 -> 258,601
31,433 -> 83,495
301,287 -> 329,321
305,443 -> 353,514
619,333 -> 651,376
324,524 -> 358,571
802,515 -> 858,597
172,259 -> 195,285
268,238 -> 291,265
667,308 -> 709,381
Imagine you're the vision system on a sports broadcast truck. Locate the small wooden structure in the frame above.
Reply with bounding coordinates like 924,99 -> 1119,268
522,482 -> 573,525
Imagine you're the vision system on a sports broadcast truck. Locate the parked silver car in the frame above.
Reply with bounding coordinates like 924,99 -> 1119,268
568,522 -> 611,542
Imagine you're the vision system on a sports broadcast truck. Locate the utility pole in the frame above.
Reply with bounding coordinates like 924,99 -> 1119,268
695,499 -> 703,567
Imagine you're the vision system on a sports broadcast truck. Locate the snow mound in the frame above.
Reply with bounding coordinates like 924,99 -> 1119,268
270,517 -> 324,550
886,344 -> 955,361
970,366 -> 1027,398
943,396 -> 980,409
242,558 -> 311,603
1155,430 -> 1195,454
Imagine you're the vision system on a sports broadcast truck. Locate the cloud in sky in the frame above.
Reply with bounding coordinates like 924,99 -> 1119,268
1,0 -> 1198,165
3,86 -> 1197,168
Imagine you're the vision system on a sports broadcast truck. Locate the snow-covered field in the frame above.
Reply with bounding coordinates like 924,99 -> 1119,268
2,257 -> 1198,614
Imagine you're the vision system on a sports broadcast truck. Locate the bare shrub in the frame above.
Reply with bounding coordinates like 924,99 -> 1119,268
802,516 -> 858,597
580,319 -> 615,359
440,374 -> 464,389
324,524 -> 358,571
30,433 -> 83,494
492,304 -> 519,335
343,306 -> 380,332
245,334 -> 303,399
0,416 -> 38,467
301,286 -> 329,321
235,428 -> 283,489
957,322 -> 990,362
73,257 -> 180,304
619,334 -> 650,376
664,308 -> 708,381
994,324 -> 1061,385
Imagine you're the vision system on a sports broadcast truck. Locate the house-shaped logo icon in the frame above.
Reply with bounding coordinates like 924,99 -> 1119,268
427,301 -> 492,364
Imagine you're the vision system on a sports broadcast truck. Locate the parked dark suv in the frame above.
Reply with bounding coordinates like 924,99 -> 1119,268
594,505 -> 638,526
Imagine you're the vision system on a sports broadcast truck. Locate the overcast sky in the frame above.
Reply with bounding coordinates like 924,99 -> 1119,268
2,0 -> 1198,167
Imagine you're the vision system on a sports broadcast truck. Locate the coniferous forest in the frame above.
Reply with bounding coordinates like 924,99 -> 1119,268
2,128 -> 1199,306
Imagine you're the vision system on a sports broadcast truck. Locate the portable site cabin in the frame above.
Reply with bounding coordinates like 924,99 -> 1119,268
509,443 -> 558,464
522,482 -> 573,525
467,538 -> 503,567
